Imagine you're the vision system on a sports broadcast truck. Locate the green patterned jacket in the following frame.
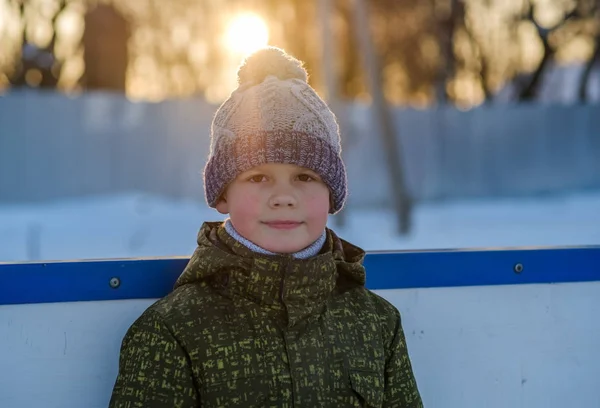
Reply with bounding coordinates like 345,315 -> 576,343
109,222 -> 422,407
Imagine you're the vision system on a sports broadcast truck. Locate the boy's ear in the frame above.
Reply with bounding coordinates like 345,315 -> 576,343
215,195 -> 229,215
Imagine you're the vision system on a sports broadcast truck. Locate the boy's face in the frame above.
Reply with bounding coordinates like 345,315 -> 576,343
216,163 -> 330,253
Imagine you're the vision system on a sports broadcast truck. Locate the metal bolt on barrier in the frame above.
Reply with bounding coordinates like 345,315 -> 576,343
109,277 -> 121,289
514,263 -> 524,273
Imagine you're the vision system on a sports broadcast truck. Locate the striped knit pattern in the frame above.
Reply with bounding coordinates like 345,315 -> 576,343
204,130 -> 346,213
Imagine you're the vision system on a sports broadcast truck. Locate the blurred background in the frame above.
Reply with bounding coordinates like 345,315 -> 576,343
0,0 -> 599,262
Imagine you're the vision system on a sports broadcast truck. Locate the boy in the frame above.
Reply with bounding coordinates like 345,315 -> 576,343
109,47 -> 422,407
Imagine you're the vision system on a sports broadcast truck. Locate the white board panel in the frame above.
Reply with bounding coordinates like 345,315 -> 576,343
1,282 -> 599,408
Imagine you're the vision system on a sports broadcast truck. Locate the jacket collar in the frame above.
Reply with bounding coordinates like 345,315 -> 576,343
176,222 -> 366,326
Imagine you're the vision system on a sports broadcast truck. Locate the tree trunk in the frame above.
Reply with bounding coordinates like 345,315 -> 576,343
579,36 -> 600,102
351,0 -> 413,234
518,1 -> 580,102
83,5 -> 130,91
519,38 -> 553,101
434,0 -> 459,104
318,0 -> 348,226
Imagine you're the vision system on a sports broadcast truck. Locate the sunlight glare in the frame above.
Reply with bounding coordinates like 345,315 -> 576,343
0,3 -> 7,34
224,13 -> 269,56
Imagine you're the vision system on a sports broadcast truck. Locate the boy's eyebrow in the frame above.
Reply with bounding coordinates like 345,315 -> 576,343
240,168 -> 266,176
239,166 -> 319,177
294,167 -> 317,174
301,169 -> 321,177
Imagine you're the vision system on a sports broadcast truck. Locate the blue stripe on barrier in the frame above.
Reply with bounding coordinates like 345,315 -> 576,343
1,246 -> 599,305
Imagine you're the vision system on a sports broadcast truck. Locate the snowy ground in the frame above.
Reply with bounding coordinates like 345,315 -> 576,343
1,191 -> 599,262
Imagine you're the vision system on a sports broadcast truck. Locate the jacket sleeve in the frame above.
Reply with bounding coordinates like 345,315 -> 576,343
109,308 -> 199,408
383,309 -> 423,407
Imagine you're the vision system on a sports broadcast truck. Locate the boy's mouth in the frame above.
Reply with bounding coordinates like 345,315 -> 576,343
263,220 -> 303,230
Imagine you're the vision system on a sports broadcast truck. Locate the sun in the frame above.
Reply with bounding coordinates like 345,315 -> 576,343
224,13 -> 269,56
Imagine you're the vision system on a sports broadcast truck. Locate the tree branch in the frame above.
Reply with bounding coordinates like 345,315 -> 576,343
517,1 -> 582,101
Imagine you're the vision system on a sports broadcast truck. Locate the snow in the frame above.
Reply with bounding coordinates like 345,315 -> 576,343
1,191 -> 599,263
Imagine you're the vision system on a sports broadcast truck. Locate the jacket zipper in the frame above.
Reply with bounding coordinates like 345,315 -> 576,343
279,260 -> 289,303
279,259 -> 294,327
279,259 -> 296,407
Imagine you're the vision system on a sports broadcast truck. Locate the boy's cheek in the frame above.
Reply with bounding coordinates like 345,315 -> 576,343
231,189 -> 261,207
305,191 -> 332,213
229,193 -> 263,218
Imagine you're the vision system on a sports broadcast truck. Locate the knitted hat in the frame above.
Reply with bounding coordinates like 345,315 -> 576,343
203,47 -> 347,214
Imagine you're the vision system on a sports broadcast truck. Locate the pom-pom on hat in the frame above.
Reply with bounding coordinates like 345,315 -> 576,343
203,47 -> 347,214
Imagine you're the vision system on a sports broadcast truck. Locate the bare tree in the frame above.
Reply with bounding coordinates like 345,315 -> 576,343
432,0 -> 464,104
578,1 -> 600,102
517,0 -> 583,101
459,3 -> 495,103
9,0 -> 68,89
3,0 -> 597,106
83,5 -> 130,91
351,0 -> 413,234
579,35 -> 600,101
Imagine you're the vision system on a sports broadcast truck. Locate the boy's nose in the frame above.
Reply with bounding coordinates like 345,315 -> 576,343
268,193 -> 297,208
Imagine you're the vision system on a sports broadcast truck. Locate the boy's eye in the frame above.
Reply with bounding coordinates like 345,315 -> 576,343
247,175 -> 267,183
297,174 -> 316,182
